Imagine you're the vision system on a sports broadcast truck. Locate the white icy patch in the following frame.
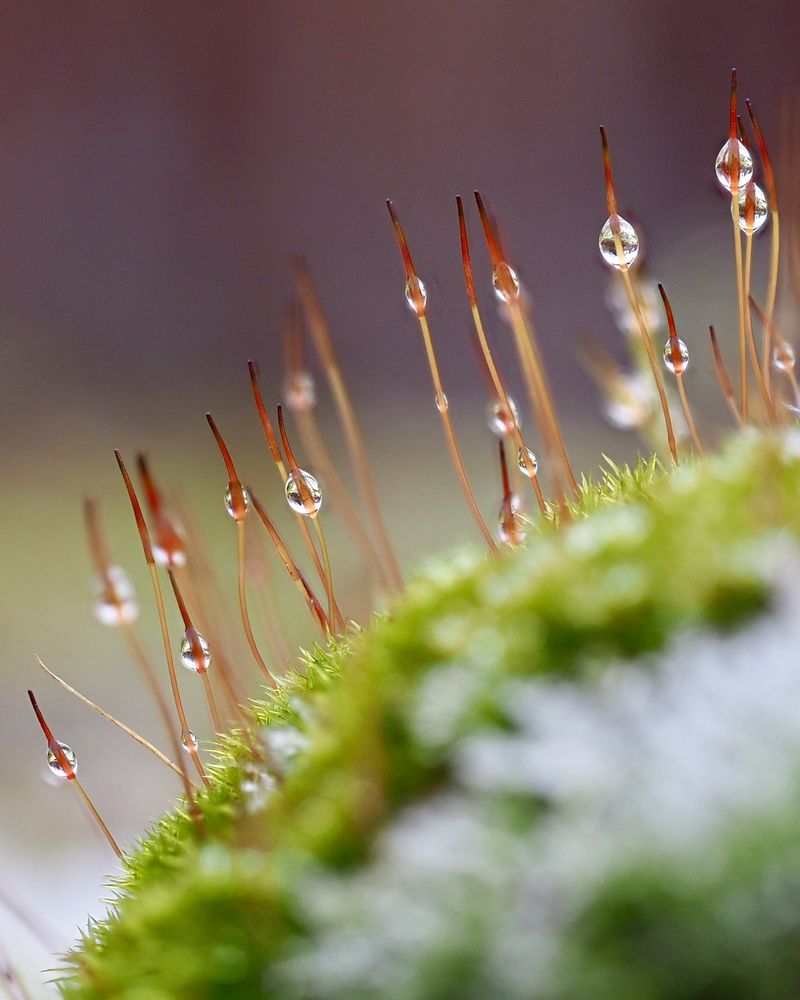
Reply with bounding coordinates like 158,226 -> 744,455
275,543 -> 800,999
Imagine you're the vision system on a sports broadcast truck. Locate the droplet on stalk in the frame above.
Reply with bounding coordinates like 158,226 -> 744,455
599,215 -> 640,270
516,447 -> 538,477
224,483 -> 250,520
714,137 -> 754,192
46,741 -> 77,779
285,470 -> 322,516
180,626 -> 212,674
737,181 -> 768,234
773,342 -> 796,372
492,262 -> 520,303
93,566 -> 139,627
404,276 -> 428,316
663,337 -> 690,375
487,396 -> 520,436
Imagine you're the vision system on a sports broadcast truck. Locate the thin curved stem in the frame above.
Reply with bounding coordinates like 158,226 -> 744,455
236,520 -> 278,688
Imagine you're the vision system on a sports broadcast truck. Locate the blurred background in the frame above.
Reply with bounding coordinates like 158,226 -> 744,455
1,0 -> 799,991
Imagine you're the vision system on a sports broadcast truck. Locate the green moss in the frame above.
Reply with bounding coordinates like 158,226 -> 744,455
60,431 -> 800,998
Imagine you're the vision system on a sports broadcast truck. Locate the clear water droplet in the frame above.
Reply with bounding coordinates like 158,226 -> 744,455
224,483 -> 250,520
663,338 -> 690,375
152,514 -> 187,569
47,741 -> 77,778
715,138 -> 754,191
773,342 -> 796,372
285,470 -> 322,516
92,566 -> 139,627
599,215 -> 639,270
603,373 -> 654,429
516,447 -> 538,477
435,391 -> 448,413
497,494 -> 526,545
181,730 -> 198,753
486,396 -> 520,436
180,627 -> 212,673
284,372 -> 317,413
404,276 -> 427,316
738,182 -> 769,234
492,262 -> 520,303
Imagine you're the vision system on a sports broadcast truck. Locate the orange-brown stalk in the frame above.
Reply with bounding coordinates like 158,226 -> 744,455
599,128 -> 678,461
746,98 -> 781,389
457,197 -> 547,515
244,527 -> 294,666
708,325 -> 744,427
115,451 -> 209,789
726,70 -> 749,421
205,414 -> 278,689
35,656 -> 194,786
283,304 -> 390,593
276,405 -> 342,632
472,190 -> 578,497
657,284 -> 704,454
293,258 -> 403,590
136,458 -> 245,722
497,441 -> 525,546
168,571 -> 223,734
749,297 -> 800,409
27,689 -> 122,859
83,498 -> 197,792
385,199 -> 498,551
249,489 -> 330,635
248,360 -> 334,599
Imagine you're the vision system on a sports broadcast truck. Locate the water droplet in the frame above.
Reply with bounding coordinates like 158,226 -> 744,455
285,470 -> 322,516
497,494 -> 526,546
663,338 -> 690,375
181,730 -> 198,753
284,372 -> 317,413
152,514 -> 187,569
598,215 -> 639,270
224,483 -> 250,520
180,627 -> 212,673
404,276 -> 427,316
603,373 -> 654,429
773,342 -> 796,373
516,447 -> 538,477
738,182 -> 769,234
92,566 -> 139,627
435,391 -> 448,413
487,396 -> 520,436
714,138 -> 754,191
492,262 -> 520,303
47,741 -> 77,778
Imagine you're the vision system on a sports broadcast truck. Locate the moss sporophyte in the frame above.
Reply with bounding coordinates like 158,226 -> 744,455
9,69 -> 800,998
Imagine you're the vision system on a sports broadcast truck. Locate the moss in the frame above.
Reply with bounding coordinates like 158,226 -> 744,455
60,431 -> 800,998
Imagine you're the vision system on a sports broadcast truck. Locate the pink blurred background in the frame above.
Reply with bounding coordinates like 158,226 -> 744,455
1,1 -> 798,991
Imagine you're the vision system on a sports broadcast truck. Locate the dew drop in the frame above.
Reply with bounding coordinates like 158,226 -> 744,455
404,276 -> 427,316
492,262 -> 520,303
181,730 -> 198,753
714,138 -> 754,192
92,566 -> 139,628
516,447 -> 538,477
152,514 -> 187,569
487,396 -> 520,436
285,470 -> 322,516
46,741 -> 77,778
284,372 -> 317,413
737,182 -> 769,234
773,342 -> 796,373
224,483 -> 250,520
663,338 -> 690,375
497,494 -> 526,546
435,391 -> 448,413
180,627 -> 212,673
598,215 -> 639,270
